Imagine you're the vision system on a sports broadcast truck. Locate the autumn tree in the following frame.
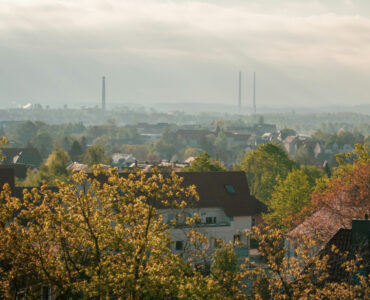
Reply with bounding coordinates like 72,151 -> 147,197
183,152 -> 226,172
236,143 -> 298,204
0,168 -> 221,299
311,144 -> 370,231
1,161 -> 368,299
244,226 -> 369,299
21,146 -> 71,186
0,136 -> 6,161
210,245 -> 245,299
265,166 -> 322,230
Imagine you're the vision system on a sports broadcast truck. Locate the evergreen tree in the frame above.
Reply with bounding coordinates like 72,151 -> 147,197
69,140 -> 84,162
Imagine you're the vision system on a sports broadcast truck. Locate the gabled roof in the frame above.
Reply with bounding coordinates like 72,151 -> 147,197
175,129 -> 212,139
2,148 -> 42,166
283,136 -> 297,144
112,153 -> 136,164
0,167 -> 267,218
119,171 -> 267,217
287,208 -> 352,243
318,227 -> 370,283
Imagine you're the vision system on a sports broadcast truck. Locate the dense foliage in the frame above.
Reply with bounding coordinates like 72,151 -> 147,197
236,143 -> 298,204
183,153 -> 226,172
311,144 -> 370,236
0,164 -> 369,299
265,166 -> 322,230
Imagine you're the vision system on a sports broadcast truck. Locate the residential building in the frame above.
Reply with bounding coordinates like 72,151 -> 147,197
174,129 -> 212,148
111,153 -> 136,171
283,136 -> 298,156
2,148 -> 42,167
0,168 -> 267,297
317,216 -> 369,283
120,171 -> 267,265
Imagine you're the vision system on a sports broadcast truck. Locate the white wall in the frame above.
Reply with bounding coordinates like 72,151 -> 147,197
160,208 -> 253,259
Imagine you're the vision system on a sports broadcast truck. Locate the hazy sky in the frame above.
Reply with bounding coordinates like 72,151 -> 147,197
1,0 -> 370,108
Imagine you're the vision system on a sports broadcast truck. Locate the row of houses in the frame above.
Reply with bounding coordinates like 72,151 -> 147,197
282,135 -> 355,158
173,128 -> 278,150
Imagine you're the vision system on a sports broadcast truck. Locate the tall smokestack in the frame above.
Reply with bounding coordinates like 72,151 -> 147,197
238,71 -> 242,113
102,76 -> 106,111
253,72 -> 256,115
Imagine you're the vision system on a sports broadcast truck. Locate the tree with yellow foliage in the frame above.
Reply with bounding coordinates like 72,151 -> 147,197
243,225 -> 369,299
0,162 -> 368,299
0,168 -> 203,299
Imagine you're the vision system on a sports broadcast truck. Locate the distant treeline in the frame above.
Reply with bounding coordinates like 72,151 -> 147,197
1,108 -> 370,135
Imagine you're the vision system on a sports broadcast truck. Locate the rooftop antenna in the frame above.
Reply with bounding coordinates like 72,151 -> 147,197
238,71 -> 242,113
102,76 -> 106,111
253,71 -> 256,121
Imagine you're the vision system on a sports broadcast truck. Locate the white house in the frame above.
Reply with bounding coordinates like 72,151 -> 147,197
111,153 -> 136,171
154,172 -> 267,265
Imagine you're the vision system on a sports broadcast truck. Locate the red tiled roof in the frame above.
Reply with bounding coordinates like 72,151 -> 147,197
287,208 -> 352,243
283,136 -> 297,144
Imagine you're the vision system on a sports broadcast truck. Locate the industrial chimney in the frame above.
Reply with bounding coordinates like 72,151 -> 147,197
102,76 -> 106,111
238,71 -> 242,113
253,72 -> 256,116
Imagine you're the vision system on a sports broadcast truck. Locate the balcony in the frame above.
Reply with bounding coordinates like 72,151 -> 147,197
234,246 -> 249,257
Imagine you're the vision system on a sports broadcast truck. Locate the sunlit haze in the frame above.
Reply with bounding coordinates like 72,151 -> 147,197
1,0 -> 370,109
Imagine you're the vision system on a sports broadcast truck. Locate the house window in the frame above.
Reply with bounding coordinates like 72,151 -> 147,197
175,241 -> 184,251
16,291 -> 26,300
206,216 -> 216,224
252,218 -> 256,227
224,184 -> 236,194
41,286 -> 50,300
250,238 -> 259,249
166,213 -> 175,224
233,234 -> 241,244
195,263 -> 211,275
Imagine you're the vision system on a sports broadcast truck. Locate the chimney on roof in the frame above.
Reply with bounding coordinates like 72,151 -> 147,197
351,216 -> 370,246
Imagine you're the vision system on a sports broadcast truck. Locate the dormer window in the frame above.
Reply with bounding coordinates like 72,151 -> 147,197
224,184 -> 235,194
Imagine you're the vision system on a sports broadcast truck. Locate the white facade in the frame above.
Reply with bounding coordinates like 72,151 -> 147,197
160,207 -> 254,262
